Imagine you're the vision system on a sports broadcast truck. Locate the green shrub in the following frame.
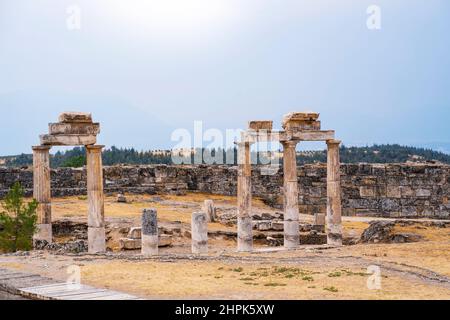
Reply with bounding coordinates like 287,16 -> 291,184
61,155 -> 86,168
0,182 -> 38,252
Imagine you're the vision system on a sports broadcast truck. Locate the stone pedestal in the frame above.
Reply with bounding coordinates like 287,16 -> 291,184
282,140 -> 300,249
191,212 -> 208,254
86,145 -> 106,253
237,141 -> 253,252
141,209 -> 158,256
326,140 -> 343,246
32,146 -> 52,243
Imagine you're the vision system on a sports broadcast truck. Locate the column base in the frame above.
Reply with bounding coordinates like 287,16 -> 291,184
33,224 -> 52,244
237,217 -> 253,252
88,227 -> 106,253
142,234 -> 159,256
192,241 -> 208,255
284,220 -> 299,249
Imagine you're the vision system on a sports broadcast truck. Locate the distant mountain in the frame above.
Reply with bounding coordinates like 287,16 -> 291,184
1,144 -> 450,168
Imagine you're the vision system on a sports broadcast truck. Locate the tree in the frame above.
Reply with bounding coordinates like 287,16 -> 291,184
0,182 -> 38,252
61,155 -> 86,168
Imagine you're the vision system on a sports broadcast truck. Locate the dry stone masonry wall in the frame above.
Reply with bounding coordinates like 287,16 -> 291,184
0,163 -> 449,219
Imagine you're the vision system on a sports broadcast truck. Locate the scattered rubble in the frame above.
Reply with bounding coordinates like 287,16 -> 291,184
34,239 -> 88,253
359,220 -> 437,244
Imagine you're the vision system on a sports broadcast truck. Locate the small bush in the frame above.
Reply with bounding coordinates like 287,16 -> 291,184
0,182 -> 38,252
264,282 -> 287,287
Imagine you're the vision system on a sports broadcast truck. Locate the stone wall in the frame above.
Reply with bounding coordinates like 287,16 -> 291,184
0,163 -> 449,218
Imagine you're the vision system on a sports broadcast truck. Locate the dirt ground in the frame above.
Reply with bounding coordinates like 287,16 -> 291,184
1,193 -> 449,300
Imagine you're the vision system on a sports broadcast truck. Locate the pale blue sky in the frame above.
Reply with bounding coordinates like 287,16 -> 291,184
1,0 -> 449,155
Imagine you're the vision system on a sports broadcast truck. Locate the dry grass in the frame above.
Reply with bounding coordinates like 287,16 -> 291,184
80,260 -> 450,300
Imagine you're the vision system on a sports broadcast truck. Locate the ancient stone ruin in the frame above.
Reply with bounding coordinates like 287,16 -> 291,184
237,111 -> 342,251
32,112 -> 105,253
24,111 -> 450,256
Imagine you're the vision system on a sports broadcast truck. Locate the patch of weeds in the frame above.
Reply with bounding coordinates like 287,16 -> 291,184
341,269 -> 367,277
244,283 -> 259,286
218,267 -> 224,271
214,275 -> 223,279
302,276 -> 314,282
78,196 -> 87,200
324,286 -> 339,293
308,286 -> 316,289
328,272 -> 342,278
239,277 -> 255,281
233,267 -> 243,273
264,283 -> 287,287
285,274 -> 295,279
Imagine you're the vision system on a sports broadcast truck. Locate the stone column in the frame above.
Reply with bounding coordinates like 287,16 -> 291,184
237,141 -> 253,252
203,200 -> 216,222
86,145 -> 106,253
32,146 -> 52,243
142,209 -> 158,256
191,212 -> 208,254
326,139 -> 343,246
282,140 -> 299,249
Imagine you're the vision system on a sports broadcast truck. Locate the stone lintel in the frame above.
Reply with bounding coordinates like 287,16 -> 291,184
282,111 -> 320,122
242,130 -> 334,143
282,120 -> 321,131
40,134 -> 97,146
286,130 -> 335,142
49,122 -> 100,136
248,120 -> 273,131
58,112 -> 92,123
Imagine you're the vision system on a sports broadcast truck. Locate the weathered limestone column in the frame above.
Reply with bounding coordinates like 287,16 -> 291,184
282,140 -> 300,249
237,141 -> 253,252
191,212 -> 208,254
326,139 -> 343,246
142,209 -> 158,256
32,146 -> 52,243
203,200 -> 216,222
86,145 -> 106,253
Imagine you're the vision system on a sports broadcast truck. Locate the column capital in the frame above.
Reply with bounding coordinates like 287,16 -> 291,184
326,139 -> 341,146
32,145 -> 51,151
85,144 -> 105,151
281,140 -> 298,148
235,141 -> 253,147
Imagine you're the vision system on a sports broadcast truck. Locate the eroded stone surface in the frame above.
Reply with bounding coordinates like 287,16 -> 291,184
40,134 -> 97,146
58,112 -> 92,123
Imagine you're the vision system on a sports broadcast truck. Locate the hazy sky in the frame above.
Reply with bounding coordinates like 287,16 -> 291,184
1,0 -> 449,155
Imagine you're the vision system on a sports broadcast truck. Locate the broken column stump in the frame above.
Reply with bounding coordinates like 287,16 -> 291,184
191,212 -> 208,254
312,212 -> 326,233
141,209 -> 158,256
203,200 -> 216,222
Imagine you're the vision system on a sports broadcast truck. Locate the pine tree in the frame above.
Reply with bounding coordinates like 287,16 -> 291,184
0,182 -> 38,252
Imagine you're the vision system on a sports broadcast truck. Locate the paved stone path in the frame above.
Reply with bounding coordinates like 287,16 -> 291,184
0,268 -> 141,300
